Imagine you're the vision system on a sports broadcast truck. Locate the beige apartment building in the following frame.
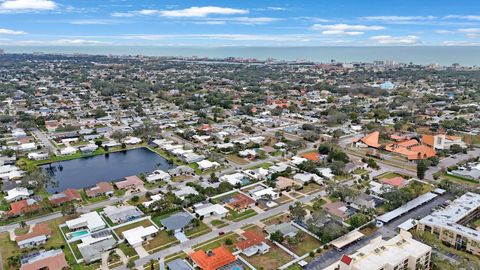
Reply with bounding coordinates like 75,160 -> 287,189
417,192 -> 480,256
325,230 -> 431,270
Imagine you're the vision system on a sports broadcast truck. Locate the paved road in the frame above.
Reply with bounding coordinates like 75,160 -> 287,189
112,190 -> 325,270
425,147 -> 480,181
305,193 -> 451,270
32,129 -> 56,152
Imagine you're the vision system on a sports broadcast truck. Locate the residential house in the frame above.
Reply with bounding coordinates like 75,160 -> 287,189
103,205 -> 143,224
20,249 -> 69,270
65,211 -> 106,232
85,182 -> 114,198
189,246 -> 237,270
249,186 -> 279,201
275,176 -> 301,191
114,175 -> 144,190
173,186 -> 199,200
353,131 -> 381,148
160,211 -> 194,233
225,193 -> 255,212
122,226 -> 158,247
293,172 -> 323,185
193,203 -> 229,218
15,223 -> 52,249
236,230 -> 270,257
5,187 -> 32,202
9,199 -> 39,216
168,166 -> 195,177
49,189 -> 81,206
145,170 -> 171,182
78,234 -> 116,263
265,223 -> 299,238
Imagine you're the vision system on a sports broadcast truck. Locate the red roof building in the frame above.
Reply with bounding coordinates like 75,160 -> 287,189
236,230 -> 266,251
20,250 -> 69,270
115,175 -> 144,190
225,193 -> 255,211
380,176 -> 408,188
190,246 -> 236,270
9,199 -> 39,216
85,182 -> 114,197
49,189 -> 81,205
16,223 -> 52,244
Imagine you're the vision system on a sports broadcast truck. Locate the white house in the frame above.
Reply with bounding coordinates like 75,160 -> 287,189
293,173 -> 323,185
193,203 -> 228,218
58,146 -> 77,156
27,152 -> 49,160
122,226 -> 158,247
250,187 -> 279,201
219,172 -> 248,186
123,137 -> 142,145
65,211 -> 106,232
5,187 -> 32,202
243,168 -> 269,181
196,160 -> 220,171
146,170 -> 171,182
317,167 -> 335,180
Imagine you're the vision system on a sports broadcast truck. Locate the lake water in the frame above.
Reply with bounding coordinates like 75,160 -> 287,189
41,147 -> 173,193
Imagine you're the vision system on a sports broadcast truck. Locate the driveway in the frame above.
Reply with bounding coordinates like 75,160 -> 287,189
134,246 -> 149,258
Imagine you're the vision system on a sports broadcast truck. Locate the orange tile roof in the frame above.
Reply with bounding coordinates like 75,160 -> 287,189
380,176 -> 407,187
190,246 -> 236,270
115,175 -> 144,189
302,152 -> 321,162
9,200 -> 39,216
396,139 -> 419,148
16,223 -> 52,242
360,131 -> 381,148
421,135 -> 435,146
236,230 -> 266,250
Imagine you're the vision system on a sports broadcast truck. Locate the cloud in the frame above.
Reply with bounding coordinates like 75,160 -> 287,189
0,28 -> 27,35
370,35 -> 421,45
435,29 -> 454,34
118,33 -> 323,42
321,30 -> 364,36
0,0 -> 56,10
69,19 -> 121,25
458,28 -> 480,38
113,6 -> 248,18
312,23 -> 384,36
226,17 -> 280,25
363,16 -> 437,21
444,15 -> 480,21
443,40 -> 480,46
194,21 -> 226,25
17,39 -> 110,45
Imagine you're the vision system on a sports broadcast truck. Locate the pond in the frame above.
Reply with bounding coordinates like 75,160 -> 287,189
41,147 -> 174,193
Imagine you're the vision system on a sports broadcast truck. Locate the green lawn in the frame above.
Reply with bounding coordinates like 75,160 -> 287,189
299,182 -> 322,194
211,219 -> 228,228
226,154 -> 249,165
117,242 -> 137,258
185,221 -> 211,237
226,209 -> 257,221
69,240 -> 83,259
286,234 -> 322,256
151,210 -> 181,227
144,231 -> 178,253
193,233 -> 240,252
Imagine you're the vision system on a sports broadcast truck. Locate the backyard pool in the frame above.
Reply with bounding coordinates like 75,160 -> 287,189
41,147 -> 173,193
68,229 -> 89,240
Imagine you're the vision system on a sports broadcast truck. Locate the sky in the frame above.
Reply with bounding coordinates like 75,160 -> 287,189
1,0 -> 480,46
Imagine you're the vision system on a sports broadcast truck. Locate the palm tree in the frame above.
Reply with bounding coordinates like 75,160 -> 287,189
19,220 -> 26,229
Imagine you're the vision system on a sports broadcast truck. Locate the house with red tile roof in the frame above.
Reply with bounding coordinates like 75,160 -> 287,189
302,152 -> 322,162
15,223 -> 52,249
189,245 -> 237,270
354,131 -> 381,148
385,138 -> 436,160
20,249 -> 69,270
9,199 -> 39,216
49,188 -> 82,206
85,182 -> 114,197
225,193 -> 255,212
236,230 -> 270,257
115,175 -> 144,190
380,176 -> 409,188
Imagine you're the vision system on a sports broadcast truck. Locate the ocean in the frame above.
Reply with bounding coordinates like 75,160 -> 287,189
1,46 -> 480,66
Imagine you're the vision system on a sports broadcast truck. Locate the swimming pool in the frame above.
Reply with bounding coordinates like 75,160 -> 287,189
68,230 -> 89,239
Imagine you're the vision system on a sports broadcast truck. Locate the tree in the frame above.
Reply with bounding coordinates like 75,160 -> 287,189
329,161 -> 346,175
417,160 -> 428,180
289,202 -> 307,222
449,144 -> 463,154
270,230 -> 284,243
127,259 -> 135,269
21,168 -> 58,191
